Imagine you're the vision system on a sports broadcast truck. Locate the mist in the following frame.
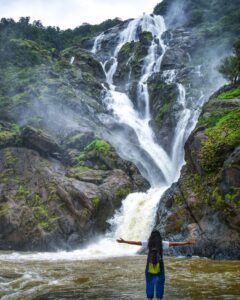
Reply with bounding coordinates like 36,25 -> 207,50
158,0 -> 235,99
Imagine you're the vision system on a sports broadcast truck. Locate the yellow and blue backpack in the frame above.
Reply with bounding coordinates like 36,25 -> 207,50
147,247 -> 162,275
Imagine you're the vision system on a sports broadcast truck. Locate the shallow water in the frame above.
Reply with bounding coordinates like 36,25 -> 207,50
0,254 -> 239,300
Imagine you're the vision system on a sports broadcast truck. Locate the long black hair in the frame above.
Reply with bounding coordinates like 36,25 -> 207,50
148,229 -> 163,258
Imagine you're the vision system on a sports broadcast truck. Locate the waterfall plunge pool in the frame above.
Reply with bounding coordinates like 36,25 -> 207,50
0,254 -> 239,299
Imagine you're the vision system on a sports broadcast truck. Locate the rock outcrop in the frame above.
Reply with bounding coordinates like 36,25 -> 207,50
0,133 -> 149,251
155,85 -> 240,259
0,35 -> 149,251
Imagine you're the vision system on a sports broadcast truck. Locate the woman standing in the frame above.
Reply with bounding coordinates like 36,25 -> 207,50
117,230 -> 194,300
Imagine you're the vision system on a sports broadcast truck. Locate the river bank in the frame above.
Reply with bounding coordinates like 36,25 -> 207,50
0,254 -> 239,299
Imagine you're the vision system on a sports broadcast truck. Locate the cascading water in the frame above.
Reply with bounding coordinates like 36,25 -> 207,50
68,14 -> 201,258
1,14 -> 204,262
89,14 -> 205,257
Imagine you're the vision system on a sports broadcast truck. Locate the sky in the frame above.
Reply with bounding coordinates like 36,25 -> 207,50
0,0 -> 161,29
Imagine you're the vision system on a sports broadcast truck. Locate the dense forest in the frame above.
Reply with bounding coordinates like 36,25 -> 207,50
0,16 -> 122,52
154,0 -> 240,36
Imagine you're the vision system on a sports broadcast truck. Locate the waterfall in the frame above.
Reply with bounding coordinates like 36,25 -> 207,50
74,14 -> 202,258
91,32 -> 104,54
2,15 -> 204,261
90,14 -> 204,256
72,15 -> 180,257
101,15 -> 173,186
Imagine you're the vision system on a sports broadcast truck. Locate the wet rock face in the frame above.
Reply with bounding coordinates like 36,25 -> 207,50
155,91 -> 240,259
21,126 -> 60,157
0,27 -> 153,251
147,75 -> 179,151
156,180 -> 240,259
89,20 -> 130,61
149,27 -> 206,152
0,144 -> 148,251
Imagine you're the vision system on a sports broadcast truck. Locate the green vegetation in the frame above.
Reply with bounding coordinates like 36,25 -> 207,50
118,41 -> 135,63
154,0 -> 240,69
153,0 -> 171,16
119,42 -> 134,56
218,41 -> 240,84
114,186 -> 131,200
0,38 -> 52,67
17,185 -> 31,199
129,34 -> 154,71
182,170 -> 208,204
212,188 -> 223,207
147,79 -> 178,129
212,187 -> 240,209
67,166 -> 91,178
154,0 -> 240,38
46,181 -> 59,202
198,107 -> 237,127
155,103 -> 170,127
139,31 -> 153,44
0,123 -> 20,145
0,17 -> 122,53
0,129 -> 16,140
199,108 -> 240,172
0,203 -> 10,216
131,42 -> 146,67
78,139 -> 112,161
4,148 -> 17,166
217,86 -> 240,99
92,197 -> 100,208
30,193 -> 58,231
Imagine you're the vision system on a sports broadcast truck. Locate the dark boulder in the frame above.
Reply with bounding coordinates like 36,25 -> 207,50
22,126 -> 60,158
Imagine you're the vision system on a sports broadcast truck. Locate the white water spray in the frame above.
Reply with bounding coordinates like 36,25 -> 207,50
93,14 -> 204,256
91,32 -> 104,54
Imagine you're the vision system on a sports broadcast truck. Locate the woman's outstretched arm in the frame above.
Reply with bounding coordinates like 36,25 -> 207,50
169,241 -> 195,247
116,238 -> 142,246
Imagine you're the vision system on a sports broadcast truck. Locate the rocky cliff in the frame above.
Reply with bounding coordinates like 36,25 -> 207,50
155,85 -> 240,259
150,0 -> 240,259
0,37 -> 149,251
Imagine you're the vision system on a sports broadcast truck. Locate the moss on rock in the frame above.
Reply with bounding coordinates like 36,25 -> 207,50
155,103 -> 171,127
199,108 -> 240,172
78,138 -> 112,161
114,185 -> 131,200
217,86 -> 240,99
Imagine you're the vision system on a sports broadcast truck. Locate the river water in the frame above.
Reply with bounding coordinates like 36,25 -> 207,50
0,254 -> 239,300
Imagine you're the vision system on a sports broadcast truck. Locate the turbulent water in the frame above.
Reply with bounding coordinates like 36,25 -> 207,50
0,255 -> 239,299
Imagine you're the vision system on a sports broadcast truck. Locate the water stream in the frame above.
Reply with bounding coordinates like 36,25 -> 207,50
0,256 -> 239,299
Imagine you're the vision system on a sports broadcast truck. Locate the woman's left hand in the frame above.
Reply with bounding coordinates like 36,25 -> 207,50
116,238 -> 125,243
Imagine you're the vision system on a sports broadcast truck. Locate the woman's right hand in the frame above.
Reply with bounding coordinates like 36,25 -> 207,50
185,239 -> 195,245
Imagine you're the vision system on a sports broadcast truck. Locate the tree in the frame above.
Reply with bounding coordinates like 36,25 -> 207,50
218,41 -> 240,84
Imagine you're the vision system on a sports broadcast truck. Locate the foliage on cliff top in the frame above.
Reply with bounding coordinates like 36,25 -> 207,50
217,86 -> 240,100
0,17 -> 122,52
218,40 -> 240,85
154,0 -> 240,36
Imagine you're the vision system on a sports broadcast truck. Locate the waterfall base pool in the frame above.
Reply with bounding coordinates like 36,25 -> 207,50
0,255 -> 239,299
